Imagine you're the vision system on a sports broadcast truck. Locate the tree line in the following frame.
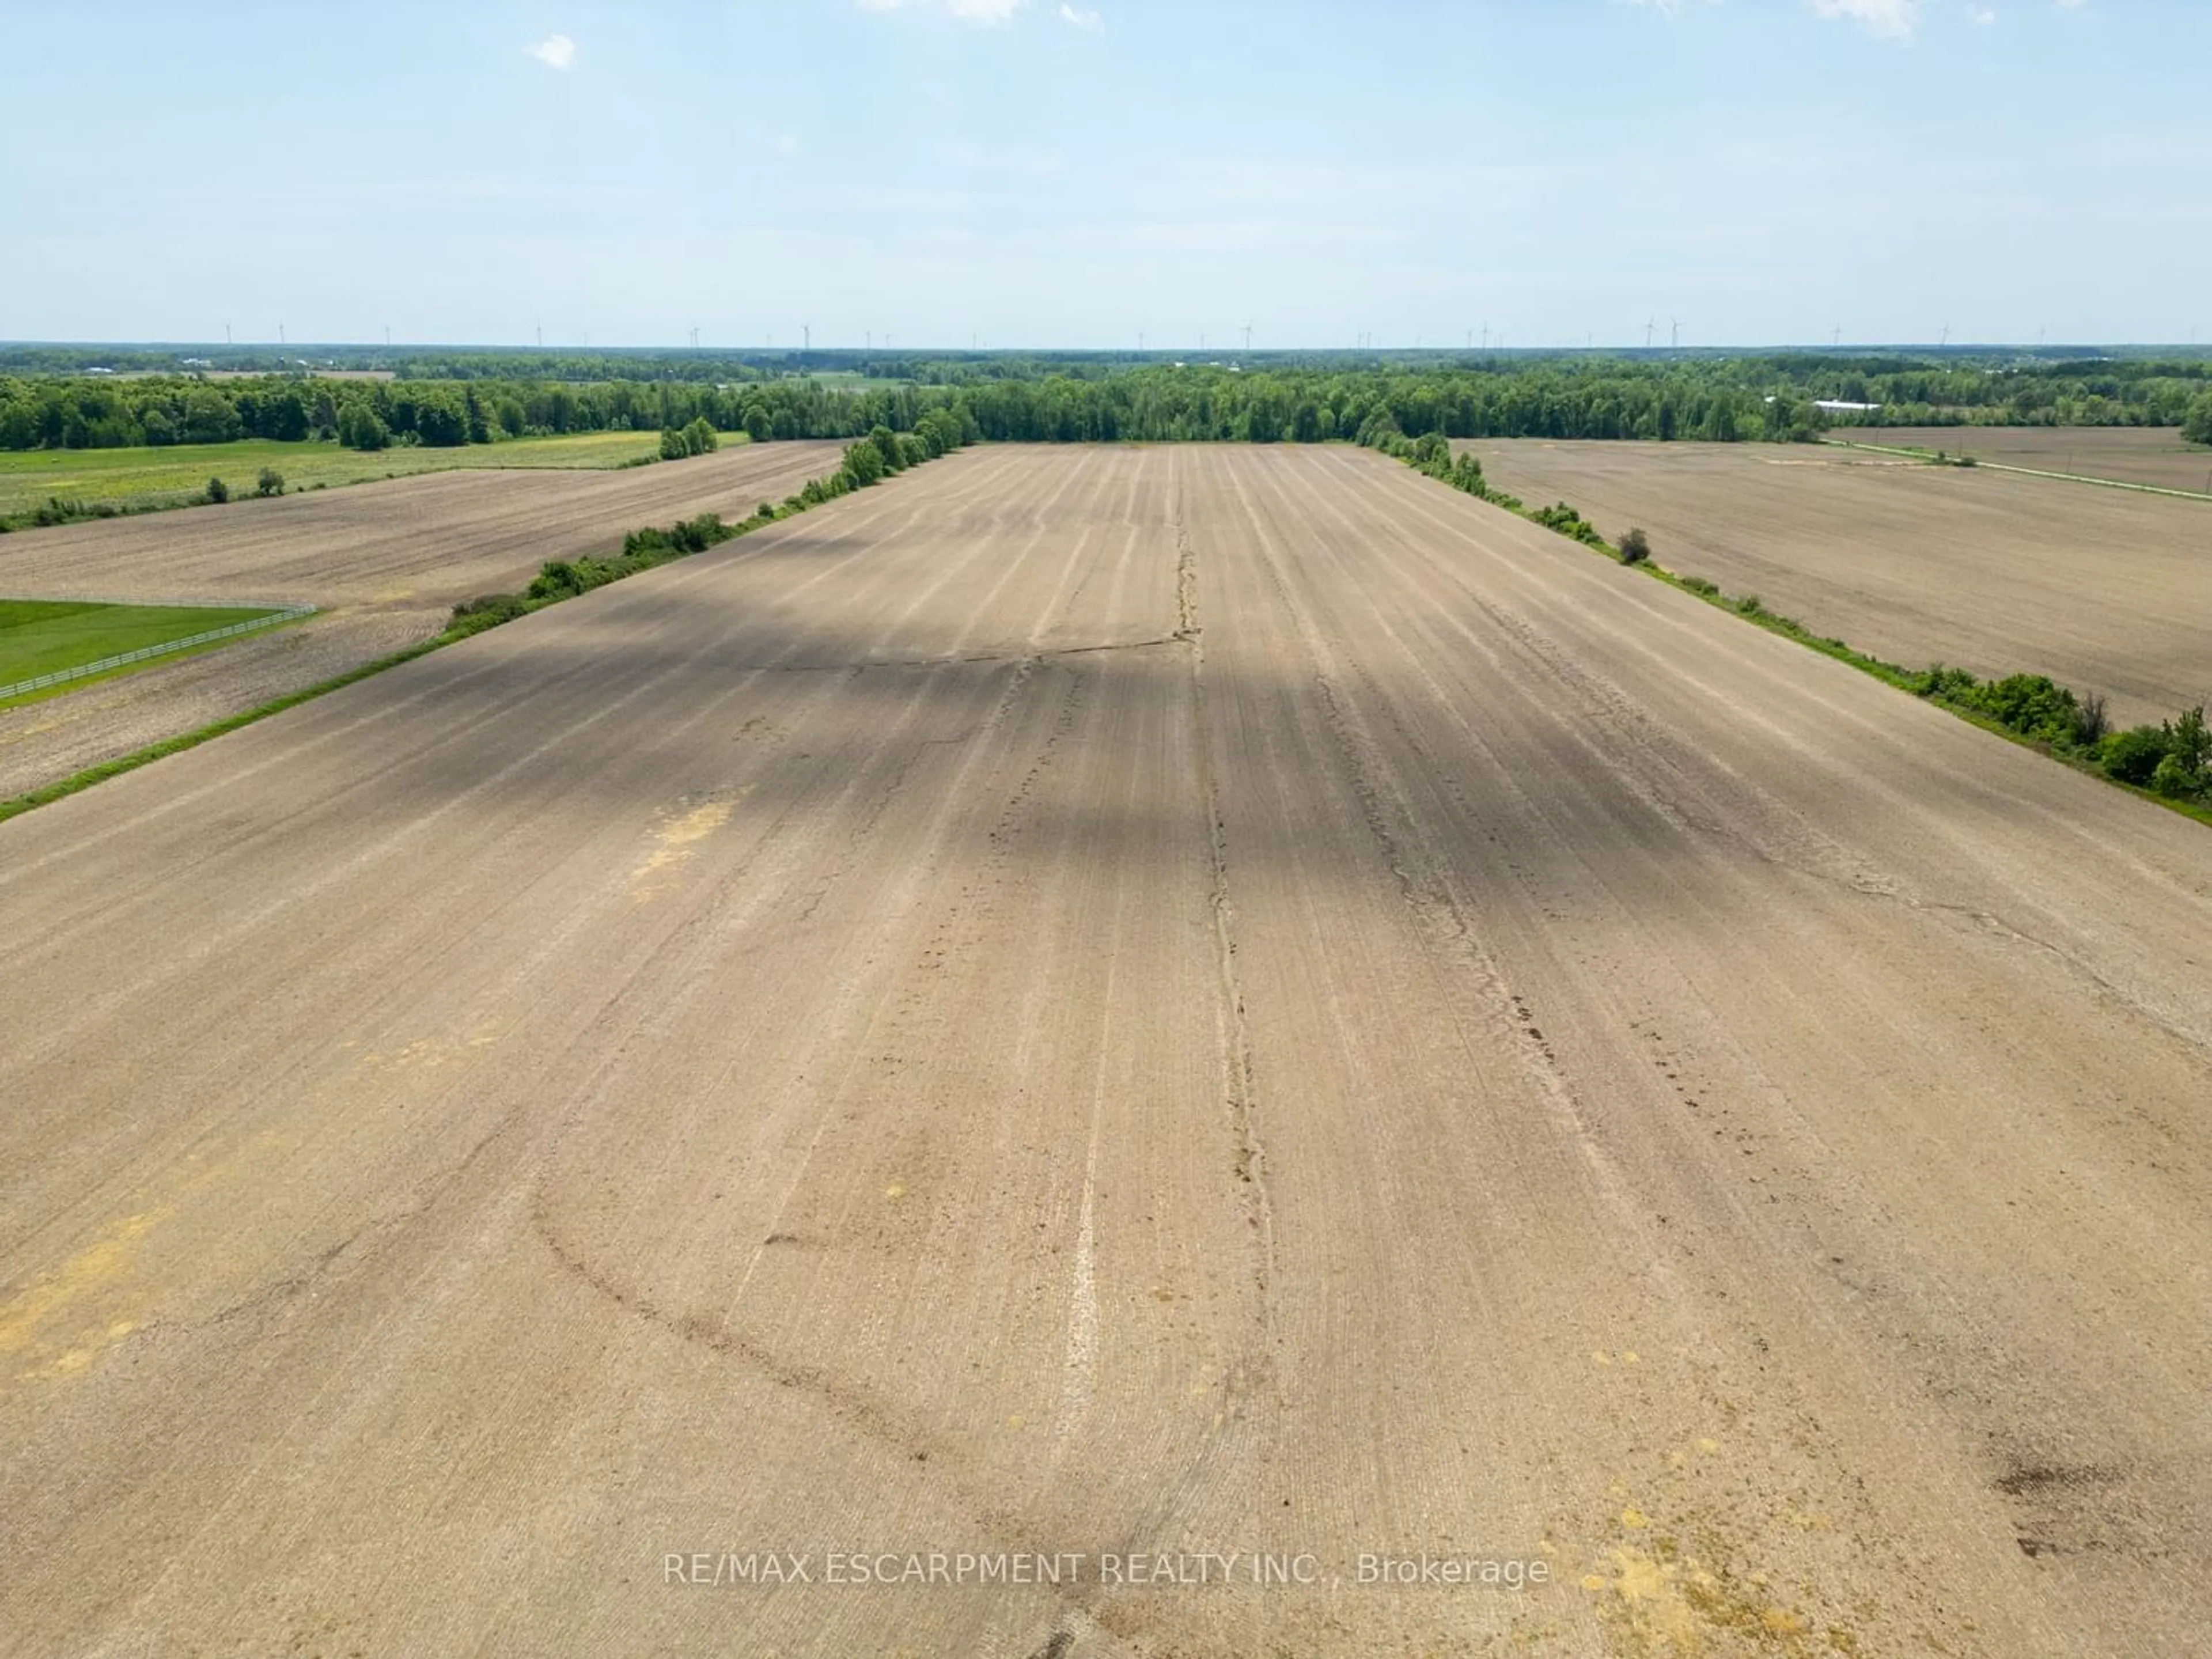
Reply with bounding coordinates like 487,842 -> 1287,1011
6,354 -> 2210,456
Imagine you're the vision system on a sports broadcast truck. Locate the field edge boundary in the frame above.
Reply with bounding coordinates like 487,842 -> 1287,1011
0,602 -> 316,702
1377,441 -> 2212,831
0,428 -> 958,825
1821,437 -> 2212,502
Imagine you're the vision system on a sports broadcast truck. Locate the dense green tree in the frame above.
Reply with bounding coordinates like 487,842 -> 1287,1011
336,402 -> 390,450
183,388 -> 243,444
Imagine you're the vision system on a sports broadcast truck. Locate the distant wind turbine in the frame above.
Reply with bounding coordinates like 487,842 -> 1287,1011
1671,318 -> 1680,350
1644,316 -> 1656,350
1243,321 -> 1253,352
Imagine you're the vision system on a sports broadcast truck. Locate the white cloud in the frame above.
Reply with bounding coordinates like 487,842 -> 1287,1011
1809,0 -> 1918,38
1970,4 -> 1996,21
858,0 -> 1031,20
1058,3 -> 1104,32
524,33 -> 577,70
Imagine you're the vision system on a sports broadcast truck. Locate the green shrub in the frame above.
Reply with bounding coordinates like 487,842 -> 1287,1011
1619,527 -> 1651,565
32,496 -> 93,527
448,592 -> 531,635
1679,575 -> 1719,597
671,513 -> 725,553
256,467 -> 285,497
2149,755 -> 2202,800
2168,705 -> 2209,773
529,560 -> 591,601
1959,673 -> 2079,743
204,476 -> 229,504
2101,725 -> 2171,785
1531,502 -> 1607,547
1914,664 -> 1978,700
842,439 -> 885,487
1734,593 -> 1765,616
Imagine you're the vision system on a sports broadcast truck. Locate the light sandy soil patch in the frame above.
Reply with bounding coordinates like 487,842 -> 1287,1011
0,441 -> 842,797
2,446 -> 2208,1657
1464,437 -> 2212,726
1839,424 -> 2212,494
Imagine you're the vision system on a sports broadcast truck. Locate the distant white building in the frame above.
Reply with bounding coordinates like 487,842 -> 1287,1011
1812,399 -> 1881,413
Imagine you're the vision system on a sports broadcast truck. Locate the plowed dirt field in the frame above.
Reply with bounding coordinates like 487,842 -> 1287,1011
0,441 -> 842,796
3,445 -> 2207,1657
1463,437 -> 2212,726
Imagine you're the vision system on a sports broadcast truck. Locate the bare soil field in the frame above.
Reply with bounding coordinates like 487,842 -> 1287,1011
1838,423 -> 2212,494
0,440 -> 840,797
1463,437 -> 2212,726
0,438 -> 844,608
0,430 -> 733,523
3,446 -> 2209,1657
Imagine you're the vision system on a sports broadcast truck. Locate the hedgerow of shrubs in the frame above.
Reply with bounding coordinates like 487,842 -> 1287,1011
1910,665 -> 2209,801
1529,502 -> 1608,550
445,414 -> 974,640
1366,415 -> 2211,817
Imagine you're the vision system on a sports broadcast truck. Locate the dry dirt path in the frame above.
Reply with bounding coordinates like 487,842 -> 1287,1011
1838,425 -> 2212,496
1463,437 -> 2212,728
2,445 -> 2207,1657
0,442 -> 842,799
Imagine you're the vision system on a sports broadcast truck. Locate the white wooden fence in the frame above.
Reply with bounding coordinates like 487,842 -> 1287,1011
1,601 -> 316,700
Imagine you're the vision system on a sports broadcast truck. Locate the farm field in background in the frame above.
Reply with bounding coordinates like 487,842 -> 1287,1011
0,439 -> 844,798
0,429 -> 749,524
1463,437 -> 2212,726
1834,424 -> 2212,493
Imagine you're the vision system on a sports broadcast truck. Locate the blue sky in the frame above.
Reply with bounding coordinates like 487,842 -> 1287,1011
3,0 -> 2205,348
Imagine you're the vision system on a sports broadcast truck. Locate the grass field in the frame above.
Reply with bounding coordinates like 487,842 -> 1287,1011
0,430 -> 750,525
0,598 -> 285,685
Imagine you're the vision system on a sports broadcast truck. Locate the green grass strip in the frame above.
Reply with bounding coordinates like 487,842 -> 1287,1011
0,635 -> 452,825
0,599 -> 296,690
